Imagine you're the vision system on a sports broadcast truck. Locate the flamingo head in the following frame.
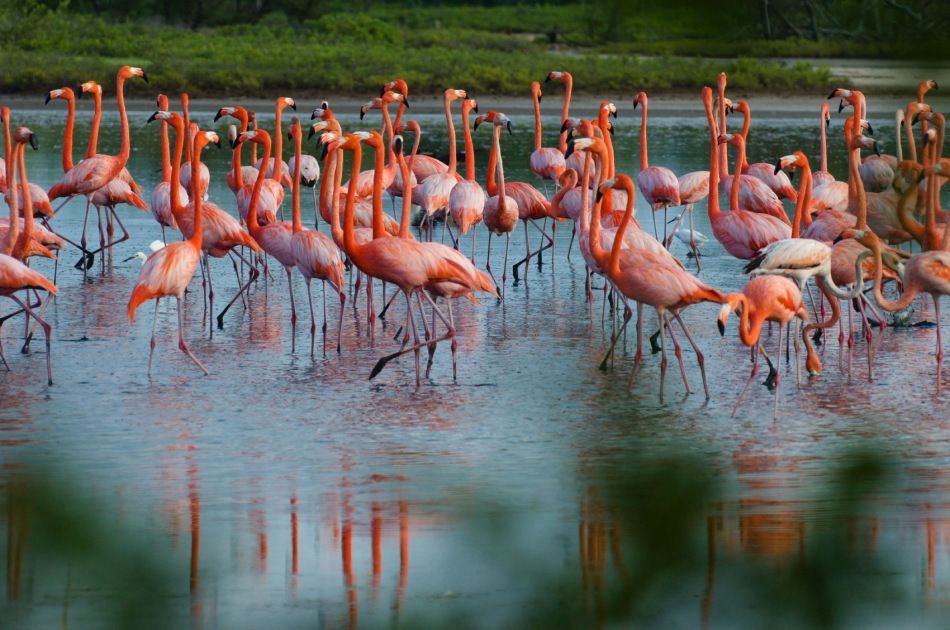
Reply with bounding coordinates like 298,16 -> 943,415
731,100 -> 749,117
79,81 -> 102,100
392,135 -> 404,156
774,152 -> 808,175
147,110 -> 183,129
701,86 -> 714,108
309,119 -> 335,140
918,79 -> 939,102
45,87 -> 73,105
311,102 -> 333,121
287,116 -> 302,141
233,128 -> 269,149
545,71 -> 569,84
277,96 -> 296,112
559,118 -> 576,134
849,133 -> 880,156
14,127 -> 38,150
381,90 -> 408,108
120,66 -> 148,82
356,130 -> 383,149
566,135 -> 603,159
446,88 -> 467,102
558,168 -> 578,188
716,133 -> 742,148
195,130 -> 220,152
911,109 -> 943,127
833,228 -> 869,244
463,98 -> 478,115
601,102 -> 618,119
632,92 -> 648,110
381,79 -> 408,98
318,131 -> 341,159
820,101 -> 831,125
716,72 -> 727,93
717,296 -> 743,336
214,106 -> 236,122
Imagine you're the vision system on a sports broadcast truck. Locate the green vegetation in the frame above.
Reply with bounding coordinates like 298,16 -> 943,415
0,0 -> 943,96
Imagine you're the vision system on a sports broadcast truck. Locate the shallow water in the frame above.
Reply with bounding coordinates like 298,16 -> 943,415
2,99 -> 950,628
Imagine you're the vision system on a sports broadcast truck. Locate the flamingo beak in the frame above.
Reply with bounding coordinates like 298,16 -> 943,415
825,117 -> 830,129
866,122 -> 874,135
560,120 -> 571,133
788,169 -> 795,182
872,142 -> 880,157
359,108 -> 366,121
308,127 -> 315,140
838,100 -> 846,113
403,97 -> 410,109
140,71 -> 149,83
147,112 -> 158,124
544,75 -> 551,83
214,110 -> 224,122
827,89 -> 838,99
773,160 -> 783,175
717,319 -> 725,336
320,143 -> 328,160
77,88 -> 84,100
506,120 -> 513,135
473,103 -> 478,113
565,139 -> 575,159
44,93 -> 52,105
290,102 -> 297,111
537,94 -> 542,104
28,133 -> 38,150
611,109 -> 617,119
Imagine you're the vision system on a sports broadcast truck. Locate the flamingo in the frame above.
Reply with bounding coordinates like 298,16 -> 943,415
587,170 -> 723,398
417,89 -> 467,238
214,106 -> 260,193
545,70 -> 573,154
0,125 -> 57,384
666,169 -> 710,264
528,81 -> 566,182
287,119 -> 345,356
326,132 -> 495,385
178,93 -> 211,201
633,91 -> 681,240
717,276 -> 809,416
78,79 -> 142,194
478,112 -> 553,283
380,78 -> 410,129
254,96 -> 295,191
150,94 -> 186,241
231,130 -> 298,331
287,132 -> 321,227
47,66 -> 147,273
351,91 -> 406,197
701,89 -> 790,260
479,113 -> 519,298
447,98 -> 486,261
811,104 -> 849,213
7,128 -> 58,262
127,130 -> 219,377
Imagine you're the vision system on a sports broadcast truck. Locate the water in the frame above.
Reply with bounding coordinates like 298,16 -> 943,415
2,98 -> 950,628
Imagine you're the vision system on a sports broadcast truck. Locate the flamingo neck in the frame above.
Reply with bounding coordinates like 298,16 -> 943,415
600,114 -> 615,179
819,109 -> 828,172
897,178 -> 925,245
408,127 -> 420,174
485,127 -> 498,197
462,107 -> 476,181
532,94 -> 542,152
736,299 -> 766,347
895,110 -> 904,163
319,145 -> 334,226
329,151 -> 345,247
62,95 -> 75,172
115,75 -> 131,166
189,140 -> 204,249
587,152 -> 608,269
718,83 -> 728,176
343,143 -> 363,256
246,136 -> 271,240
445,97 -> 458,175
3,132 -> 17,256
705,98 -> 722,220
371,141 -> 386,239
397,149 -> 413,239
739,108 -> 751,141
905,103 -> 919,163
729,140 -> 744,211
86,90 -> 102,159
291,132 -> 303,234
16,143 -> 34,249
558,76 -> 572,153
791,165 -> 812,238
608,180 -> 635,275
381,103 -> 396,169
272,104 -> 284,183
868,237 -> 917,311
638,100 -> 649,171
849,139 -> 867,229
160,118 -> 171,183
181,97 -> 192,163
495,126 -> 508,206
169,122 -> 186,213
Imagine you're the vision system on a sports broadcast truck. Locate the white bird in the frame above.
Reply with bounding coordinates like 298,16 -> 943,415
124,240 -> 165,264
673,228 -> 708,252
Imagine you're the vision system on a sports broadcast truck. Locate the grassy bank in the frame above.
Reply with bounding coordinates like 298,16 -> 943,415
0,4 -> 862,96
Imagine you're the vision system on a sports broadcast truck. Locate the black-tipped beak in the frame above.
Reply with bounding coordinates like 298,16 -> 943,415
838,100 -> 846,113
788,169 -> 795,182
717,319 -> 725,336
147,112 -> 158,124
290,102 -> 296,111
560,120 -> 571,133
832,231 -> 846,244
308,127 -> 315,140
141,71 -> 149,83
214,139 -> 222,149
911,113 -> 920,126
825,117 -> 830,129
544,75 -> 551,83
403,97 -> 410,109
473,103 -> 478,113
933,81 -> 939,90
537,94 -> 542,104
44,93 -> 52,105
320,143 -> 329,160
827,89 -> 837,99
379,87 -> 386,97
611,109 -> 617,119
565,140 -> 575,159
773,160 -> 782,175
608,125 -> 614,136
77,88 -> 84,100
506,121 -> 512,135
28,133 -> 38,150
866,122 -> 874,135
633,101 -> 639,110
214,111 -> 224,122
595,190 -> 604,202
872,142 -> 880,157
359,109 -> 366,121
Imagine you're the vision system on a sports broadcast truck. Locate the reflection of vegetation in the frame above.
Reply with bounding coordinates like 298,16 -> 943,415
0,448 -> 917,627
0,1 -> 842,95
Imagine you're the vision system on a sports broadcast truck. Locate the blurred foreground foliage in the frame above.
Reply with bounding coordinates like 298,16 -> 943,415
0,1 -> 852,96
1,447 -> 923,627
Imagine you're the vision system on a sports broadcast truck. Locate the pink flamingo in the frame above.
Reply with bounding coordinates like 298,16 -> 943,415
78,80 -> 142,194
287,119 -> 345,356
479,112 -> 519,297
447,98 -> 486,260
529,81 -> 566,182
128,130 -> 219,377
718,276 -> 809,416
730,100 -> 798,201
178,93 -> 211,201
633,91 -> 681,241
702,88 -> 790,261
150,94 -> 186,241
214,106 -> 260,193
254,97 -> 295,192
417,89 -> 467,238
47,66 -> 147,273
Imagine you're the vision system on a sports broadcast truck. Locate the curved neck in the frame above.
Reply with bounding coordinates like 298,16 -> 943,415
291,131 -> 303,234
895,110 -> 904,163
729,140 -> 744,211
3,129 -> 17,256
705,100 -> 722,220
329,150 -> 345,246
551,175 -> 575,217
587,152 -> 608,268
735,298 -> 766,347
608,181 -> 635,274
558,77 -> 572,153
739,108 -> 751,140
461,107 -> 476,181
905,103 -> 919,163
246,136 -> 271,239
638,101 -> 649,171
819,110 -> 828,172
897,179 -> 925,245
791,165 -> 812,237
160,119 -> 171,182
86,90 -> 102,159
494,126 -> 508,203
115,75 -> 131,166
189,141 -> 204,249
397,149 -> 413,239
62,95 -> 76,172
343,144 -> 363,255
319,143 -> 335,225
371,141 -> 386,239
381,104 -> 396,168
532,93 -> 542,151
445,96 -> 458,174
868,237 -> 917,310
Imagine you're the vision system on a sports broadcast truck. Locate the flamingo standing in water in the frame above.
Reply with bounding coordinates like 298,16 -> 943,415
702,88 -> 790,260
718,276 -> 809,416
545,71 -> 578,172
128,130 -> 218,377
79,79 -> 142,194
810,102 -> 850,214
287,119 -> 345,356
730,100 -> 797,201
254,96 -> 296,193
479,113 -> 519,297
447,98 -> 486,261
8,127 -> 58,262
214,106 -> 260,193
633,91 -> 681,241
417,89 -> 466,239
0,119 -> 57,384
150,94 -> 186,241
47,66 -> 147,274
529,81 -> 566,183
178,93 -> 210,201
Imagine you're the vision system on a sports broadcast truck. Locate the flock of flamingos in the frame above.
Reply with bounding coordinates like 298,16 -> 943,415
0,65 -> 947,413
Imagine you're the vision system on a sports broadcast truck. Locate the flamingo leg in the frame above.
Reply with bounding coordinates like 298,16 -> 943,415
772,324 -> 784,418
148,299 -> 160,377
658,311 -> 668,398
287,268 -> 297,351
935,295 -> 944,390
228,252 -> 248,310
216,265 -> 260,328
311,186 -> 319,229
567,223 -> 576,260
336,288 -> 346,353
599,298 -> 632,371
484,232 -> 499,295
205,254 -> 216,337
304,278 -> 315,357
732,344 -> 761,417
687,206 -> 701,270
501,234 -> 510,299
405,292 -> 422,386
664,313 -> 691,395
446,221 -> 457,249
672,311 -> 709,399
378,289 -> 400,321
77,197 -> 93,276
177,296 -> 208,375
447,299 -> 458,381
11,293 -> 53,385
513,219 -> 555,282
471,225 -> 477,264
369,291 -> 456,382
